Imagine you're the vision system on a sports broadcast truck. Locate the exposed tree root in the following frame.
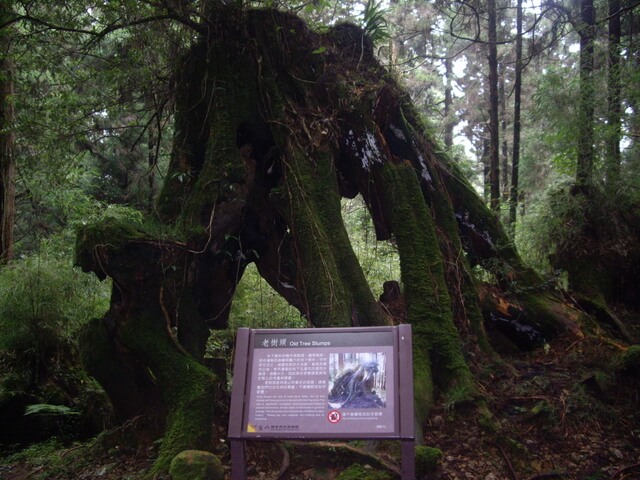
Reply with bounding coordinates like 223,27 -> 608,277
285,440 -> 402,477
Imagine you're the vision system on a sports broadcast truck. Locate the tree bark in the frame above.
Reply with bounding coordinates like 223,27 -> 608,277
444,57 -> 454,149
76,224 -> 220,474
482,134 -> 491,202
509,0 -> 523,235
575,0 -> 596,190
0,0 -> 16,264
499,67 -> 509,202
606,0 -> 622,189
488,0 -> 501,211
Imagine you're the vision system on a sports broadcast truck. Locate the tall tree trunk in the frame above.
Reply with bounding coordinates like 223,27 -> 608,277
509,0 -> 523,235
482,134 -> 491,202
627,7 -> 639,147
0,0 -> 15,264
444,57 -> 454,149
606,0 -> 622,189
499,66 -> 509,202
147,96 -> 159,213
575,0 -> 596,190
488,0 -> 500,211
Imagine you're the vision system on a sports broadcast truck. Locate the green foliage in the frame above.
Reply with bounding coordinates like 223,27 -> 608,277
361,0 -> 389,45
516,176 -> 640,281
616,345 -> 640,374
526,62 -> 616,186
228,263 -> 306,330
336,463 -> 393,480
0,437 -> 92,479
0,247 -> 110,358
24,403 -> 80,416
206,329 -> 236,359
515,179 -> 586,274
443,382 -> 475,412
10,2 -> 179,255
528,67 -> 581,177
341,196 -> 400,297
1,437 -> 65,465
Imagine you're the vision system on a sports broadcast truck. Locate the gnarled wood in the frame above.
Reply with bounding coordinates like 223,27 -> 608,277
77,6 -> 581,474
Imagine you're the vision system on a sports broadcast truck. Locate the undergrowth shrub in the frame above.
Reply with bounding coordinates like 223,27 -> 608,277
515,179 -> 588,274
0,247 -> 110,361
516,179 -> 640,310
0,245 -> 113,447
516,180 -> 638,273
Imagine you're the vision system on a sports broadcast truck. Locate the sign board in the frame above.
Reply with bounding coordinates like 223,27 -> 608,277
228,325 -> 415,479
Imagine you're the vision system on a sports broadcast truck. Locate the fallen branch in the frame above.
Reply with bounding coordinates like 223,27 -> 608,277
275,443 -> 291,480
611,462 -> 640,479
487,441 -> 518,480
285,440 -> 401,476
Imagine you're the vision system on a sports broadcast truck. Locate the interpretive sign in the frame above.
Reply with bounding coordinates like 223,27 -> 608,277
228,325 -> 415,479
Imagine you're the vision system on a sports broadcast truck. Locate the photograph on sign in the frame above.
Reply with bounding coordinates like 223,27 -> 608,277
328,352 -> 387,409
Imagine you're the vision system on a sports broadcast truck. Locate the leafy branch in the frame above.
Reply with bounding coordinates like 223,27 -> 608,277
362,0 -> 389,45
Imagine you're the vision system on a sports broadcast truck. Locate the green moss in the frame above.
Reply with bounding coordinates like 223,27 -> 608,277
477,402 -> 497,433
116,296 -> 217,477
415,446 -> 442,476
617,345 -> 640,374
75,217 -> 144,259
274,149 -> 351,326
169,450 -> 224,480
417,148 -> 492,354
376,161 -> 474,418
517,290 -> 577,339
412,350 -> 434,415
336,463 -> 394,480
309,151 -> 388,326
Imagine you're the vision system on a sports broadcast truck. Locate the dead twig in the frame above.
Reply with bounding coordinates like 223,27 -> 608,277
59,444 -> 86,458
565,337 -> 587,352
611,462 -> 640,479
487,441 -> 518,480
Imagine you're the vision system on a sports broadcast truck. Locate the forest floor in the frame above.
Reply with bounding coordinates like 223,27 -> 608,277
1,311 -> 639,480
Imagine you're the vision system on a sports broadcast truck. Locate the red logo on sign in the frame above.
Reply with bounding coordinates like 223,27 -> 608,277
327,410 -> 342,424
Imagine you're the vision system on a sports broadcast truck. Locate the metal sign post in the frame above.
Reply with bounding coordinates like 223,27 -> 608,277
228,325 -> 415,479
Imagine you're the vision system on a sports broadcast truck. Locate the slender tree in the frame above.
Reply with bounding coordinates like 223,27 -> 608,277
500,66 -> 509,200
0,0 -> 15,263
509,0 -> 523,234
444,57 -> 454,149
606,0 -> 622,189
575,0 -> 596,190
488,0 -> 501,210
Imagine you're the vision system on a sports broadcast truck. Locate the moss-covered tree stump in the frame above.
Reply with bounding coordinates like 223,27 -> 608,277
76,4 -> 582,476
